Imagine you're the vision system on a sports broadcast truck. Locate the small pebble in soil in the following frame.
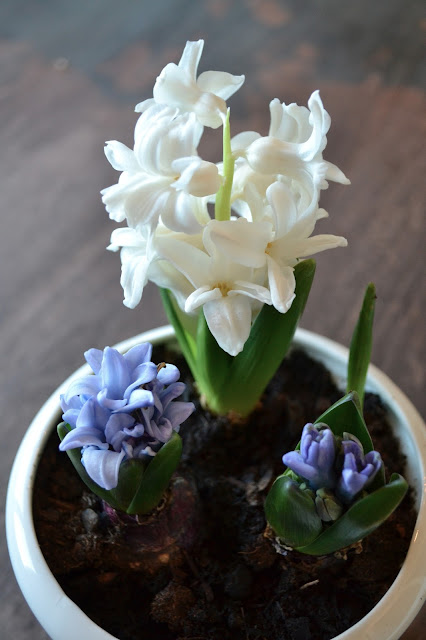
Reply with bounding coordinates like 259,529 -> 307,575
81,508 -> 99,533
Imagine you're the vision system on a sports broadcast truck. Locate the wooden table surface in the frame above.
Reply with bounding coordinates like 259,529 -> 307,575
1,1 -> 424,638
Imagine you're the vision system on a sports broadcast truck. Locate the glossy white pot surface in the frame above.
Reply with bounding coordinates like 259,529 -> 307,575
6,327 -> 426,640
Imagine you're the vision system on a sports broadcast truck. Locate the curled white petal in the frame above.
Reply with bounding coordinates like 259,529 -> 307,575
203,294 -> 252,356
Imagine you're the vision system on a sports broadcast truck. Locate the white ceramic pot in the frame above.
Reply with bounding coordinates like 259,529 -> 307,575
6,327 -> 426,640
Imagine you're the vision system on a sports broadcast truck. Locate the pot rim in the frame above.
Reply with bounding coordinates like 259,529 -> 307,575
6,326 -> 426,640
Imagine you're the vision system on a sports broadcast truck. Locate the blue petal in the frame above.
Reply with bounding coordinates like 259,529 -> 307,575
100,347 -> 130,399
59,426 -> 107,451
163,401 -> 195,429
123,362 -> 157,399
82,446 -> 126,490
147,418 -> 173,443
104,413 -> 134,444
123,343 -> 153,371
97,387 -> 128,411
159,382 -> 186,410
76,397 -> 110,429
64,375 -> 100,403
62,408 -> 80,429
84,348 -> 104,374
157,364 -> 180,385
121,388 -> 154,412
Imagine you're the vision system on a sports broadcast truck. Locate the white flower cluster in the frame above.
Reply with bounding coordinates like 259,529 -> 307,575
102,40 -> 349,356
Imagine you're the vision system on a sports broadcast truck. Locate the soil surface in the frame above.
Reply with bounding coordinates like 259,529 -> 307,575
33,346 -> 417,640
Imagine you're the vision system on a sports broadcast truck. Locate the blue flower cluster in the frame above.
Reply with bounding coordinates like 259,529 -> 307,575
59,343 -> 194,490
283,423 -> 382,517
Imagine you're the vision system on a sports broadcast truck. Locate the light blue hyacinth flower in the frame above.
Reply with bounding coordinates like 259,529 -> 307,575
282,422 -> 337,490
59,343 -> 194,490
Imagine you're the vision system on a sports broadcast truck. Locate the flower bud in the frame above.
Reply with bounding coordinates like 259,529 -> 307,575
315,488 -> 343,522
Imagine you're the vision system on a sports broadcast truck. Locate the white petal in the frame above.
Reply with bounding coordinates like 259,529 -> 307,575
230,280 -> 271,305
203,295 -> 252,356
204,218 -> 272,268
120,246 -> 151,309
153,63 -> 200,111
231,131 -> 261,154
185,286 -> 222,313
178,40 -> 204,79
155,235 -> 210,287
266,182 -> 298,239
293,234 -> 348,257
267,257 -> 296,313
324,161 -> 351,185
104,141 -> 140,172
197,70 -> 245,100
161,191 -> 204,234
172,157 -> 221,197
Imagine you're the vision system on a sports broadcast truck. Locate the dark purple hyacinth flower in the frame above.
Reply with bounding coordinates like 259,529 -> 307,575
282,423 -> 336,490
59,343 -> 194,490
336,436 -> 382,504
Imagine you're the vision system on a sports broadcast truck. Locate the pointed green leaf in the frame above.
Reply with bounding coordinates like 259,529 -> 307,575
126,432 -> 183,515
265,475 -> 323,548
218,259 -> 316,415
159,288 -> 197,376
195,309 -> 232,411
347,283 -> 376,406
315,392 -> 374,454
296,473 -> 408,555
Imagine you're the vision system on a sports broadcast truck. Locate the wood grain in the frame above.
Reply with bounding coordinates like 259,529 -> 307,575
1,1 -> 424,638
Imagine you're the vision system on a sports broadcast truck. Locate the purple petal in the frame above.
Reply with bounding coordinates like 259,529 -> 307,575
163,401 -> 195,429
157,364 -> 180,385
159,382 -> 186,410
64,375 -> 100,403
82,447 -> 126,490
119,388 -> 154,412
282,451 -> 322,485
123,343 -> 153,370
59,426 -> 107,451
123,362 -> 158,399
147,418 -> 173,443
100,347 -> 130,399
97,387 -> 128,411
84,348 -> 104,374
76,397 -> 110,429
104,413 -> 135,444
62,408 -> 80,429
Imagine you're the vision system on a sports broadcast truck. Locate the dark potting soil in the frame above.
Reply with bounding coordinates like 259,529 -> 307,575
33,346 -> 417,640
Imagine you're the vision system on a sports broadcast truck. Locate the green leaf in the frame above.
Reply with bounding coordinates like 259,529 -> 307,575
296,473 -> 408,555
126,432 -> 183,515
347,283 -> 376,406
315,392 -> 374,454
265,475 -> 323,548
195,309 -> 232,411
57,422 -> 122,510
159,288 -> 197,376
218,259 -> 316,415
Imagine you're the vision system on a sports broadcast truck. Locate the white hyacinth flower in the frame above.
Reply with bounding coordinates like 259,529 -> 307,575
210,182 -> 347,314
101,104 -> 220,234
108,224 -> 203,310
136,40 -> 245,129
231,91 -> 350,223
155,222 -> 272,356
